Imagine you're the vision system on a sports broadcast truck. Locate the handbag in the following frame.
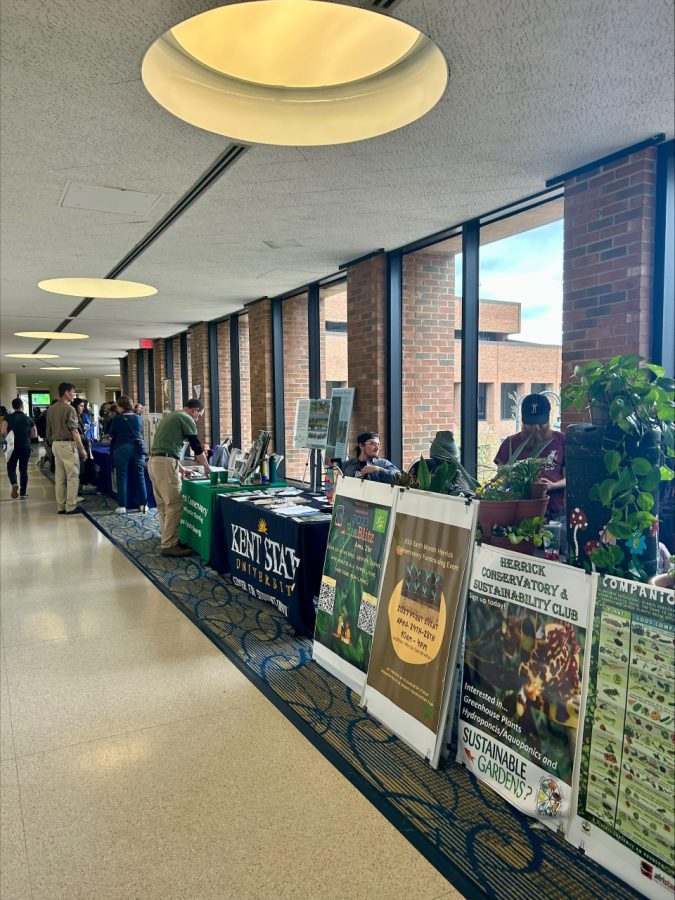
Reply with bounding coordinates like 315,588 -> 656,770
121,414 -> 148,456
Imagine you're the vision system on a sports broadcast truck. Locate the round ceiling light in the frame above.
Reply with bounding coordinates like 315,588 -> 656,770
15,331 -> 89,340
5,353 -> 60,359
38,278 -> 157,299
142,0 -> 448,146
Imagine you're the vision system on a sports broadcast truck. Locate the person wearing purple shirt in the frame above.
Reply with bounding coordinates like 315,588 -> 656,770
494,393 -> 566,519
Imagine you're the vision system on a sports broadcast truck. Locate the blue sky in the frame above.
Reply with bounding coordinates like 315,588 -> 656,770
455,219 -> 563,344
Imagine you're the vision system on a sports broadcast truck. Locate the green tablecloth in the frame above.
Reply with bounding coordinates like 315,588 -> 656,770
179,480 -> 287,562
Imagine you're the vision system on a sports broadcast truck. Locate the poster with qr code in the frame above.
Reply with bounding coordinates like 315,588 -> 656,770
313,477 -> 395,695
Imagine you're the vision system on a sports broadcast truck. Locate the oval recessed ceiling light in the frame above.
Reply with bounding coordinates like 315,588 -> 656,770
5,353 -> 60,359
15,331 -> 89,340
105,374 -> 120,377
142,0 -> 448,146
38,278 -> 157,299
39,366 -> 81,371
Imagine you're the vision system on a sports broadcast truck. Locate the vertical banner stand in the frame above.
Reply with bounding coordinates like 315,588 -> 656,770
310,448 -> 323,492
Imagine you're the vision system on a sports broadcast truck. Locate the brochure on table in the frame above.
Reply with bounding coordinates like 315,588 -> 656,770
325,388 -> 355,463
294,398 -> 331,450
313,477 -> 395,695
567,575 -> 674,900
456,544 -> 592,833
362,490 -> 477,768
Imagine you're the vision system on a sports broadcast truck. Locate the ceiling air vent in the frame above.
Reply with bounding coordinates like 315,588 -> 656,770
368,0 -> 406,11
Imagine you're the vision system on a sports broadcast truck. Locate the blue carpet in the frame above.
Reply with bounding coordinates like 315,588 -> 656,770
73,484 -> 640,900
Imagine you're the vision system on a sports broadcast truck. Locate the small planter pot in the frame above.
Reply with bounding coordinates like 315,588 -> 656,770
489,535 -> 535,556
477,500 -> 518,538
517,497 -> 549,520
529,481 -> 548,500
589,400 -> 610,427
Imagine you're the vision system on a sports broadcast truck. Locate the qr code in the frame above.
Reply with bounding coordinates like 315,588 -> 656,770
357,596 -> 377,636
318,580 -> 336,615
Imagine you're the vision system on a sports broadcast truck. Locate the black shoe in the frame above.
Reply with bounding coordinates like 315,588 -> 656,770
58,509 -> 66,514
64,506 -> 85,515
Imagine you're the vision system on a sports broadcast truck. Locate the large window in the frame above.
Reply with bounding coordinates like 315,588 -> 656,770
282,292 -> 310,480
320,280 -> 348,399
217,320 -> 233,441
477,197 -> 564,480
401,232 -> 462,469
238,314 -> 251,446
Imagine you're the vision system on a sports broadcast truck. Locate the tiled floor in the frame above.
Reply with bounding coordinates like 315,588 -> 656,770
0,457 -> 463,900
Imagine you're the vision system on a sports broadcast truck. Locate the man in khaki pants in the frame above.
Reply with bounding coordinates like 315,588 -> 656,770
45,382 -> 88,514
148,399 -> 210,556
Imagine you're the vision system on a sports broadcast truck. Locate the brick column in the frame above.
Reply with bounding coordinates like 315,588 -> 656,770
172,339 -> 182,411
127,350 -> 139,402
346,254 -> 388,454
239,315 -> 252,445
189,322 -> 211,446
247,300 -> 275,448
402,251 -> 456,461
562,147 -> 657,426
153,339 -> 166,411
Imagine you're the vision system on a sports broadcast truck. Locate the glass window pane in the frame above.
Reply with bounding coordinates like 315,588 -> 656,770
402,233 -> 462,469
320,280 -> 348,399
217,320 -> 233,440
282,292 -> 309,481
478,196 -> 564,481
238,314 -> 251,446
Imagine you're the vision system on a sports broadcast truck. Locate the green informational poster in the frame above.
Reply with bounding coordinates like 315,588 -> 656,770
567,575 -> 674,899
313,478 -> 393,693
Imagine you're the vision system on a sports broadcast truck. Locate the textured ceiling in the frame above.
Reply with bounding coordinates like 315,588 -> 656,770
1,0 -> 673,386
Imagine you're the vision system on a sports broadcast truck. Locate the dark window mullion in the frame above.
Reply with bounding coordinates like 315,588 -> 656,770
461,220 -> 480,478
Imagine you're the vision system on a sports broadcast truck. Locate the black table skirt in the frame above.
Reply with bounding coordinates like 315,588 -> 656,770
212,493 -> 330,635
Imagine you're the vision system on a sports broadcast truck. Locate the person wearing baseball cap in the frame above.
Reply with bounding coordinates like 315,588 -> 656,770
494,393 -> 566,518
342,431 -> 400,484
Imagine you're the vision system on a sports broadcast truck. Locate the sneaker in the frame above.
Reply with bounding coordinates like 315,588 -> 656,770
76,495 -> 84,502
115,506 -> 127,514
57,509 -> 66,515
11,485 -> 18,499
135,504 -> 148,514
160,544 -> 193,557
64,506 -> 85,515
19,494 -> 27,499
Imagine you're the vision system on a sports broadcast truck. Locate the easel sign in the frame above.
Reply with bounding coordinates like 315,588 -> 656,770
293,398 -> 330,450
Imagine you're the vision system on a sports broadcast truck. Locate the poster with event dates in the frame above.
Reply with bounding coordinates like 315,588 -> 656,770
567,575 -> 674,900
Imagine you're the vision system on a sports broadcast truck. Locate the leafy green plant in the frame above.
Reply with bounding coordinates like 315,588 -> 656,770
562,354 -> 675,581
396,456 -> 478,495
477,440 -> 555,501
493,516 -> 553,548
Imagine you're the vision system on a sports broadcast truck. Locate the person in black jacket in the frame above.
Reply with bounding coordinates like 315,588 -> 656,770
1,398 -> 36,498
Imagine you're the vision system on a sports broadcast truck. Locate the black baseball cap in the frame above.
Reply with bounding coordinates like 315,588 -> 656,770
521,394 -> 551,425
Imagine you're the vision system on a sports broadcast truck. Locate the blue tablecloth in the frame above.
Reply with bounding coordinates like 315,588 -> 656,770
212,491 -> 331,635
91,443 -> 156,509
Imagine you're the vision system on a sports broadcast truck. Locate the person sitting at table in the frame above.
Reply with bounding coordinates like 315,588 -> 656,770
108,394 -> 147,515
148,399 -> 210,557
342,432 -> 400,484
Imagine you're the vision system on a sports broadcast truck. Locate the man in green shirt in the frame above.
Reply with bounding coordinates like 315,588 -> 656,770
148,399 -> 210,556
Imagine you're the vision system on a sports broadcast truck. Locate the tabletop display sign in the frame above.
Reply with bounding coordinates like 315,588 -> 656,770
456,544 -> 591,832
362,490 -> 477,767
325,388 -> 355,463
294,398 -> 331,450
313,478 -> 395,695
162,378 -> 173,412
567,575 -> 674,899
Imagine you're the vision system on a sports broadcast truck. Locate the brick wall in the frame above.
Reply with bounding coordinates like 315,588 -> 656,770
189,322 -> 211,446
562,147 -> 657,425
127,350 -> 139,403
402,251 -> 457,461
346,254 -> 388,457
247,301 -> 274,450
282,293 -> 310,480
152,338 -> 167,412
216,320 -> 233,439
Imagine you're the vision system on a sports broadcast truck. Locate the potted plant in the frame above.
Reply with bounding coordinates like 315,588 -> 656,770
475,449 -> 554,539
491,517 -> 553,556
394,456 -> 479,495
562,355 -> 675,581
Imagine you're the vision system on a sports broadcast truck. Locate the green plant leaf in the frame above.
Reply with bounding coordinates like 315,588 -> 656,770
631,457 -> 653,476
637,491 -> 655,511
656,401 -> 675,422
640,467 -> 662,491
645,364 -> 667,379
607,520 -> 632,539
417,456 -> 431,491
598,479 -> 616,506
603,450 -> 622,474
660,465 -> 674,481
